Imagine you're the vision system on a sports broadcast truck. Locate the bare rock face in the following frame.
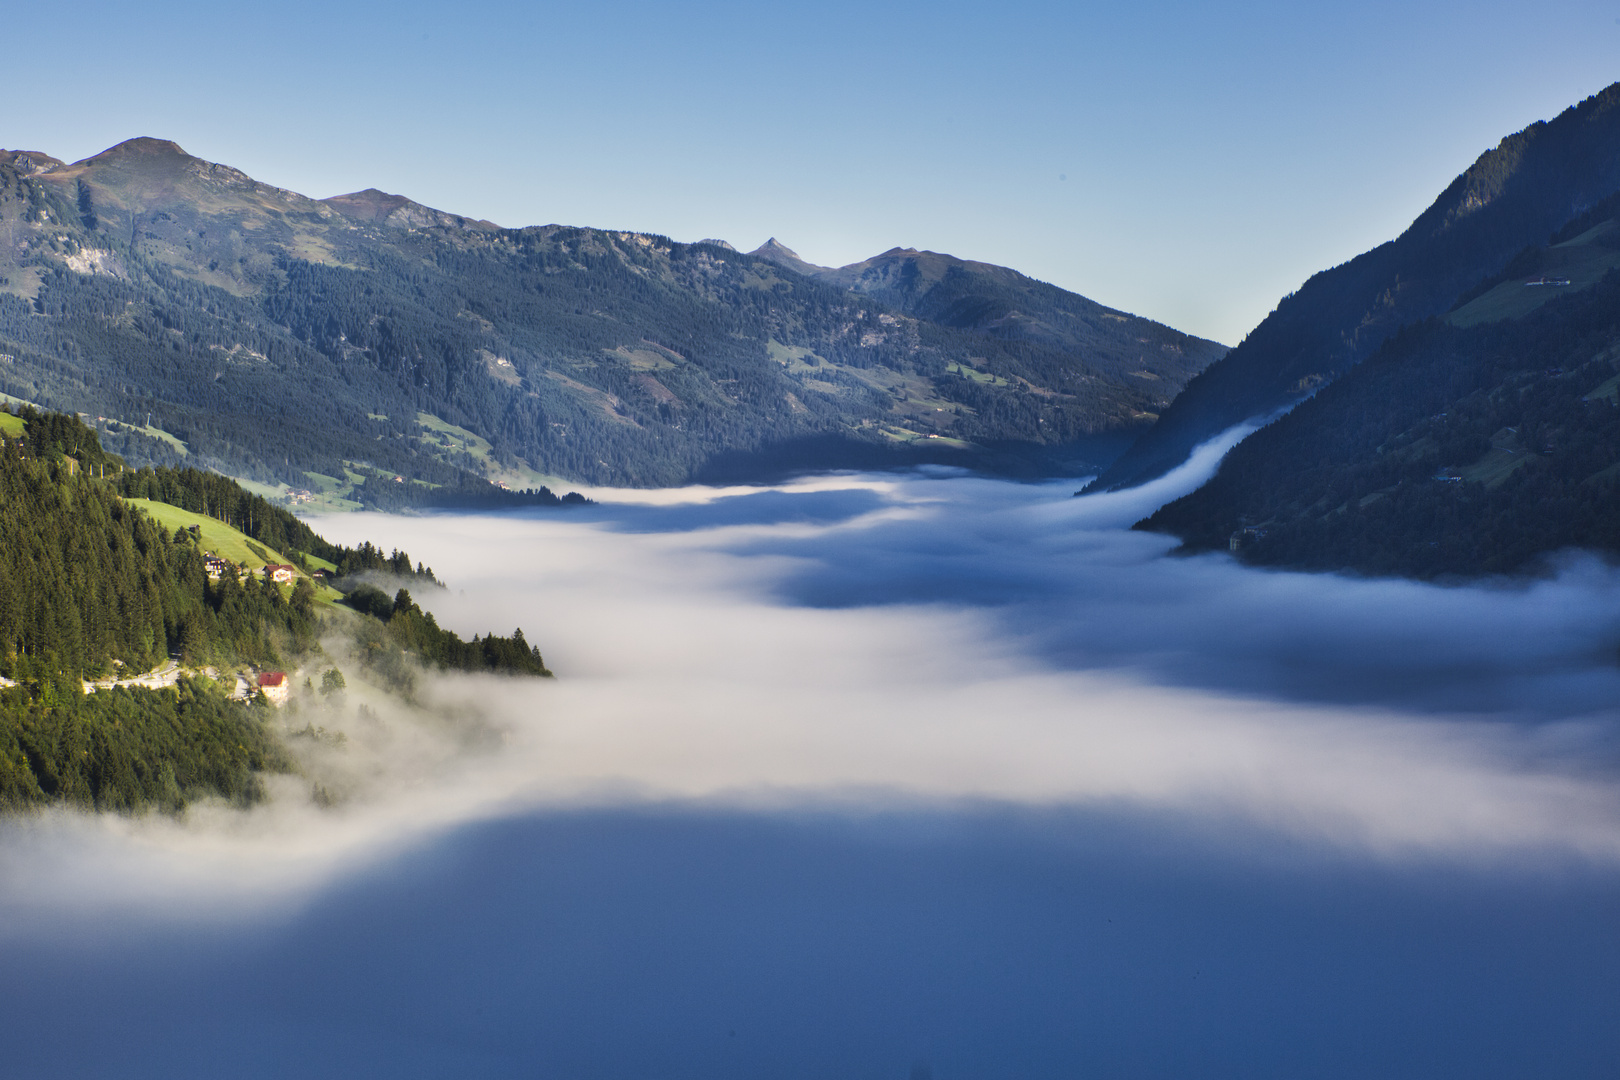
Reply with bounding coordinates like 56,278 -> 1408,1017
2,150 -> 65,175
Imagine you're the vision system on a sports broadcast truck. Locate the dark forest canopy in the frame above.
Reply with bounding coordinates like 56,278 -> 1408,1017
343,585 -> 551,678
0,678 -> 287,813
0,410 -> 552,814
1140,268 -> 1620,578
0,428 -> 315,680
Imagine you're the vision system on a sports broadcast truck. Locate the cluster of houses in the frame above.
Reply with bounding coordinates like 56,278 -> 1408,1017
201,554 -> 301,585
286,488 -> 317,504
193,550 -> 316,707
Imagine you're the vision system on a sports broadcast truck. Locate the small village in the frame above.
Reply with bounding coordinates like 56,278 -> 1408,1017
75,546 -> 318,706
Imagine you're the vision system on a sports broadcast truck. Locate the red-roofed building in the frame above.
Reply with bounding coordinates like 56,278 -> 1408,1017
257,671 -> 290,706
262,564 -> 296,584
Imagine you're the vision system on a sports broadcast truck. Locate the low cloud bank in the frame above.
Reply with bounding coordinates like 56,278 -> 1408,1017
4,424 -> 1620,923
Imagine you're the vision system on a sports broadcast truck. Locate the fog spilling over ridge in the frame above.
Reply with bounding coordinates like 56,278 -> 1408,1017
5,425 -> 1620,929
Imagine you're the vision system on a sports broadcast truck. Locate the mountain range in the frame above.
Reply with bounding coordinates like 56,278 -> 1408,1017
9,81 -> 1618,578
0,139 -> 1224,497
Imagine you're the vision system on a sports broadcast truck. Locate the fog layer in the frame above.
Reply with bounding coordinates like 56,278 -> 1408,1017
5,430 -> 1620,1077
299,425 -> 1620,863
7,423 -> 1620,926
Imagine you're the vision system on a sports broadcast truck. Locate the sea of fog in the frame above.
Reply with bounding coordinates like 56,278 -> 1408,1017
4,427 -> 1620,1078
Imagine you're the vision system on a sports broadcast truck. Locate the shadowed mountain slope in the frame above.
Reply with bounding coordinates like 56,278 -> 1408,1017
1090,83 -> 1620,493
1138,92 -> 1620,579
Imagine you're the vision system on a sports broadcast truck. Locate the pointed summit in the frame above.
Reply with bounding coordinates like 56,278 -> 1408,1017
752,237 -> 801,260
748,238 -> 831,276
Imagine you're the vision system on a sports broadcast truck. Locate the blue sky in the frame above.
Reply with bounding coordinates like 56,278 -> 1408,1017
5,0 -> 1619,342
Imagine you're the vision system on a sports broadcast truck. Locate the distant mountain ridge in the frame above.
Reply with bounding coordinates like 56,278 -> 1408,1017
748,240 -> 1211,377
1090,82 -> 1620,493
0,136 -> 1224,494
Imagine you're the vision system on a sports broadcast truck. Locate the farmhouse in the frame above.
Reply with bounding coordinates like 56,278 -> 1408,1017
257,671 -> 290,706
203,555 -> 228,580
262,563 -> 297,584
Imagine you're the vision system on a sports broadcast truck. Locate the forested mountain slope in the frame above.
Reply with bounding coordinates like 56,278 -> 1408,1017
1090,82 -> 1620,493
0,409 -> 548,812
0,138 -> 1222,490
1139,214 -> 1620,578
754,242 -> 1222,384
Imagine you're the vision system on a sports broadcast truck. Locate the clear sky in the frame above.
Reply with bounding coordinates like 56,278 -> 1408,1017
5,0 -> 1618,343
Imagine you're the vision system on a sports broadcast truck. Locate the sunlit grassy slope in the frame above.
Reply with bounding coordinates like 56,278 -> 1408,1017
125,498 -> 348,604
125,498 -> 289,569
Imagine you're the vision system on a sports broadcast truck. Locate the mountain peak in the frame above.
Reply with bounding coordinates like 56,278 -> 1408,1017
752,237 -> 802,260
748,238 -> 832,275
321,188 -> 498,231
81,137 -> 190,165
